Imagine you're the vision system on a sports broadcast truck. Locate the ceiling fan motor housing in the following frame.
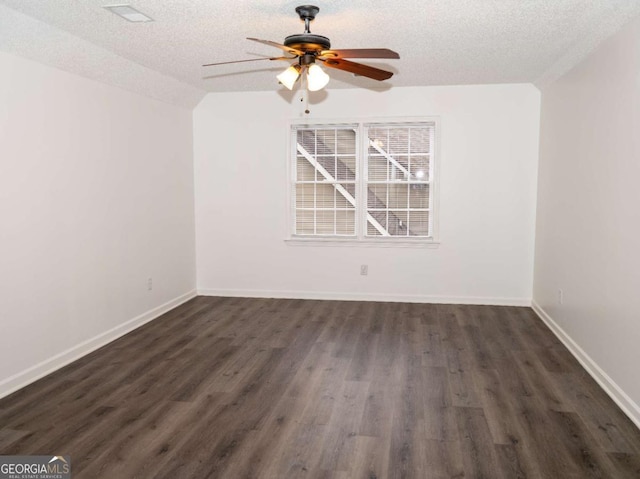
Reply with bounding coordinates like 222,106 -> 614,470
284,33 -> 331,52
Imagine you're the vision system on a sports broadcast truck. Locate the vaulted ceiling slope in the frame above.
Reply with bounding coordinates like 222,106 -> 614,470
1,1 -> 639,108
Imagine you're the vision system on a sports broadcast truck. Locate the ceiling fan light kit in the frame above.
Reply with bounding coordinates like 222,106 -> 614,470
276,64 -> 302,90
203,4 -> 399,95
306,64 -> 330,91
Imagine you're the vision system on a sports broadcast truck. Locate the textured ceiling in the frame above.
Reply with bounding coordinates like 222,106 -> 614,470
1,0 -> 639,108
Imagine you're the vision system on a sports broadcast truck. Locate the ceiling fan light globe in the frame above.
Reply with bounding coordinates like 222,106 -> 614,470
307,64 -> 330,91
277,65 -> 301,90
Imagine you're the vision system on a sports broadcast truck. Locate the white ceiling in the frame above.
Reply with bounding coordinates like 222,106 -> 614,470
1,1 -> 639,108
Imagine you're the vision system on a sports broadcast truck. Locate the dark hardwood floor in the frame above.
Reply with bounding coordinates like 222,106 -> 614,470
1,297 -> 639,478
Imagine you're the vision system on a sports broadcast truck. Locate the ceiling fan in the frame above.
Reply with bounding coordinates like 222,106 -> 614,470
203,5 -> 400,92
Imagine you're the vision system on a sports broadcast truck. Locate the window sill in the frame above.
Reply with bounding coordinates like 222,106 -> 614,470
285,237 -> 440,249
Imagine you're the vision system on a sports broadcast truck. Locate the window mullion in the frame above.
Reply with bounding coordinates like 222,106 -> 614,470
358,124 -> 364,240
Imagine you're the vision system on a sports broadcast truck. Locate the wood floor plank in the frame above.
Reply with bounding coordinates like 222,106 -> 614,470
318,380 -> 370,472
513,353 -> 574,412
359,380 -> 395,439
73,399 -> 196,478
0,428 -> 31,452
511,395 -> 585,478
420,322 -> 447,368
446,348 -> 483,408
387,354 -> 423,478
455,406 -> 504,479
346,331 -> 379,382
546,409 -> 621,478
421,438 -> 465,479
475,369 -> 546,478
494,443 -> 529,479
350,434 -> 390,479
552,371 -> 640,454
474,368 -> 521,446
1,297 -> 639,479
607,451 -> 640,478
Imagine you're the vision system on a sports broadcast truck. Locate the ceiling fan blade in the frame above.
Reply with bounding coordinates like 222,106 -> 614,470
203,57 -> 292,67
319,58 -> 394,81
319,48 -> 400,59
247,37 -> 304,56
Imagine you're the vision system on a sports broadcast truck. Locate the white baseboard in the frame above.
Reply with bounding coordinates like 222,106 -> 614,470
197,288 -> 532,307
531,300 -> 640,429
0,289 -> 197,400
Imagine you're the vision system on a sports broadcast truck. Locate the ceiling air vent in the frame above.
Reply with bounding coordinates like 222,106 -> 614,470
103,5 -> 154,23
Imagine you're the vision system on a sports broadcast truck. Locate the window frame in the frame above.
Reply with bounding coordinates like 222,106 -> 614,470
286,117 -> 440,248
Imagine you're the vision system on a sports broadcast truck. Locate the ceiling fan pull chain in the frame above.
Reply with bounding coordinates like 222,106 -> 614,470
301,73 -> 310,115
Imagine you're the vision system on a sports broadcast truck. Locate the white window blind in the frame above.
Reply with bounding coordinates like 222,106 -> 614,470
290,120 -> 437,242
365,124 -> 433,237
293,126 -> 358,236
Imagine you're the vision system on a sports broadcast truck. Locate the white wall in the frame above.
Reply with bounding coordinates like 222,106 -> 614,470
194,84 -> 540,305
533,15 -> 640,426
0,52 -> 196,396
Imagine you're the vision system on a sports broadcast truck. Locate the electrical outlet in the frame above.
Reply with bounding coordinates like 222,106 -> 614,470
360,265 -> 368,276
557,289 -> 563,305
148,277 -> 153,291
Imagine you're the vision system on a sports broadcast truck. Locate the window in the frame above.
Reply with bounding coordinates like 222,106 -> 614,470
294,126 -> 358,236
289,120 -> 438,244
